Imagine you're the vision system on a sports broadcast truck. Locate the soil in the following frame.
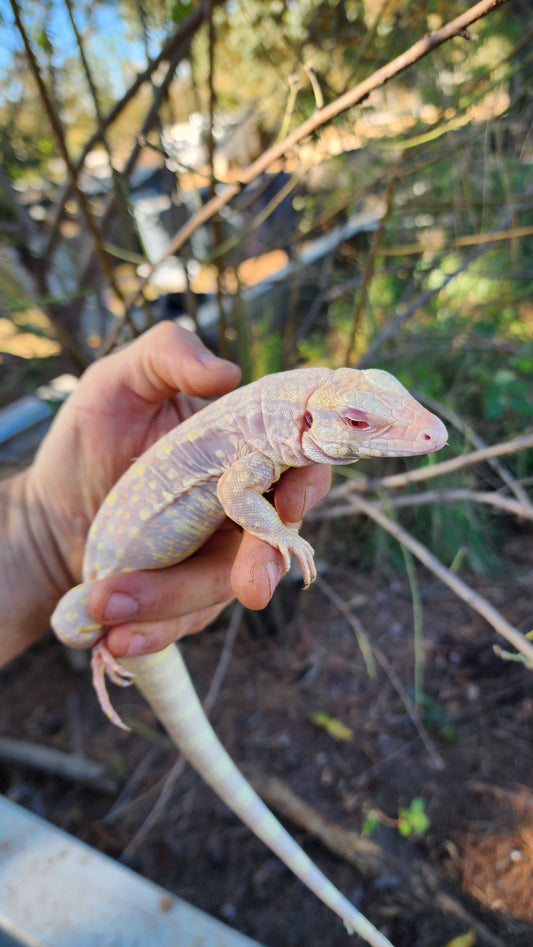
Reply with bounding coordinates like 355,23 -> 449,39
1,520 -> 532,947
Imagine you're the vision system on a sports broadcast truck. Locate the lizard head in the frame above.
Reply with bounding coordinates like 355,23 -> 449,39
301,367 -> 448,463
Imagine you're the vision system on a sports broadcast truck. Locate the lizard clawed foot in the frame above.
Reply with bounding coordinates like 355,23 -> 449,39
279,533 -> 317,588
91,642 -> 134,731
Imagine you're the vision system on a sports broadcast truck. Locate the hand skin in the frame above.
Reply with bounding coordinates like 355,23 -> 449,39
0,322 -> 332,668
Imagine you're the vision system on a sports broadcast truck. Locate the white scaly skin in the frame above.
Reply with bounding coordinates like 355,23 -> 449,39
52,366 -> 447,947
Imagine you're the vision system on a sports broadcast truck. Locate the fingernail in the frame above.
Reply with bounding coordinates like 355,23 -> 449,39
302,484 -> 317,516
123,633 -> 147,657
196,348 -> 238,371
103,593 -> 138,622
265,561 -> 282,597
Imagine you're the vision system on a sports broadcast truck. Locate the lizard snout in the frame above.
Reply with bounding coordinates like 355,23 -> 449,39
417,413 -> 448,452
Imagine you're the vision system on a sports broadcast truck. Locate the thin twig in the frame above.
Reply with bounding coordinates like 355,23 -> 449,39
327,432 -> 533,500
384,487 -> 533,520
316,576 -> 445,770
45,0 -> 224,257
371,644 -> 444,770
0,736 -> 117,793
344,154 -> 404,365
318,487 -> 533,523
379,223 -> 533,256
206,0 -> 229,359
357,245 -> 485,367
64,0 -> 152,327
419,393 -> 533,510
9,1 -> 130,318
358,182 -> 533,367
78,44 -> 188,318
342,494 -> 533,665
315,575 -> 376,676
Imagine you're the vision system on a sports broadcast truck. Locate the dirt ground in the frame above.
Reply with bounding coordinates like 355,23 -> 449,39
1,516 -> 532,947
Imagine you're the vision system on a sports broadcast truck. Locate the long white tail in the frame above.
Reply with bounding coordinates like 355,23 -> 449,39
121,645 -> 394,947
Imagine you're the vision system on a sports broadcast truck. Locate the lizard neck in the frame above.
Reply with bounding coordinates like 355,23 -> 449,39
245,367 -> 334,468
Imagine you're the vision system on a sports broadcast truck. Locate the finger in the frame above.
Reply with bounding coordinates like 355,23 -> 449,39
231,530 -> 286,610
87,526 -> 240,649
274,464 -> 332,525
104,599 -> 234,657
231,464 -> 331,610
86,322 -> 241,410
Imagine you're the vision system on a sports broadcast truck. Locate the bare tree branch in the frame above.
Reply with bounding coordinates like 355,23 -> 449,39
45,0 -> 224,258
327,432 -> 533,499
9,0 -> 128,318
416,393 -> 533,510
319,488 -> 533,523
102,0 -> 512,352
76,35 -> 189,307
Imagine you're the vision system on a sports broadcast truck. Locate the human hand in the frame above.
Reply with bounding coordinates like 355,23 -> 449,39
20,322 -> 331,661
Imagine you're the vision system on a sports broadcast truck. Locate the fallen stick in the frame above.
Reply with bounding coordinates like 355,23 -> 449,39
0,736 -> 117,793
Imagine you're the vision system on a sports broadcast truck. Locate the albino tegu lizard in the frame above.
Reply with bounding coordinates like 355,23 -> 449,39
52,366 -> 447,947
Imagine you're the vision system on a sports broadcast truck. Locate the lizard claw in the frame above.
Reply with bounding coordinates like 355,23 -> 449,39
296,542 -> 317,588
281,533 -> 317,588
91,642 -> 134,731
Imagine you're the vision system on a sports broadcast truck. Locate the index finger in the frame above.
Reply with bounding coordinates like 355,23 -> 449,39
86,322 -> 241,410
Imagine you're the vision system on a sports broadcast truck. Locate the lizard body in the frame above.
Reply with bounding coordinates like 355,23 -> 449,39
52,366 -> 447,947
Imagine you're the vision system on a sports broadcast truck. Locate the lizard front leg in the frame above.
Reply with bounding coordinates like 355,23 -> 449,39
217,452 -> 317,586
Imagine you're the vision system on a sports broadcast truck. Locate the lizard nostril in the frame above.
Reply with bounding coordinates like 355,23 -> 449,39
423,433 -> 432,441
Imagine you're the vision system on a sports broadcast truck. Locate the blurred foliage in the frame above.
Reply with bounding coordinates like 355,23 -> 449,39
1,0 -> 532,574
362,795 -> 430,838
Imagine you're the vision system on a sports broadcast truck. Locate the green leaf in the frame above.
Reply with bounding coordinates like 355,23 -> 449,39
397,798 -> 429,836
362,813 -> 380,836
309,711 -> 354,742
444,931 -> 476,947
171,1 -> 194,23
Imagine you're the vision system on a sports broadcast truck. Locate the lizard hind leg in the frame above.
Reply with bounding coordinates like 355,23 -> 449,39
51,581 -> 134,731
91,643 -> 134,731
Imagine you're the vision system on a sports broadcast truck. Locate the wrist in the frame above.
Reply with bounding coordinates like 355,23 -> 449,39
0,468 -> 72,665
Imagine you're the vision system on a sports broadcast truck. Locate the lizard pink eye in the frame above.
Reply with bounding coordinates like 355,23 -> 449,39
343,409 -> 370,430
304,412 -> 313,429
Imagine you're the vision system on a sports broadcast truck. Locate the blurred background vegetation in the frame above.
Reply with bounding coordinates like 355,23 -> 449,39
1,0 -> 532,610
